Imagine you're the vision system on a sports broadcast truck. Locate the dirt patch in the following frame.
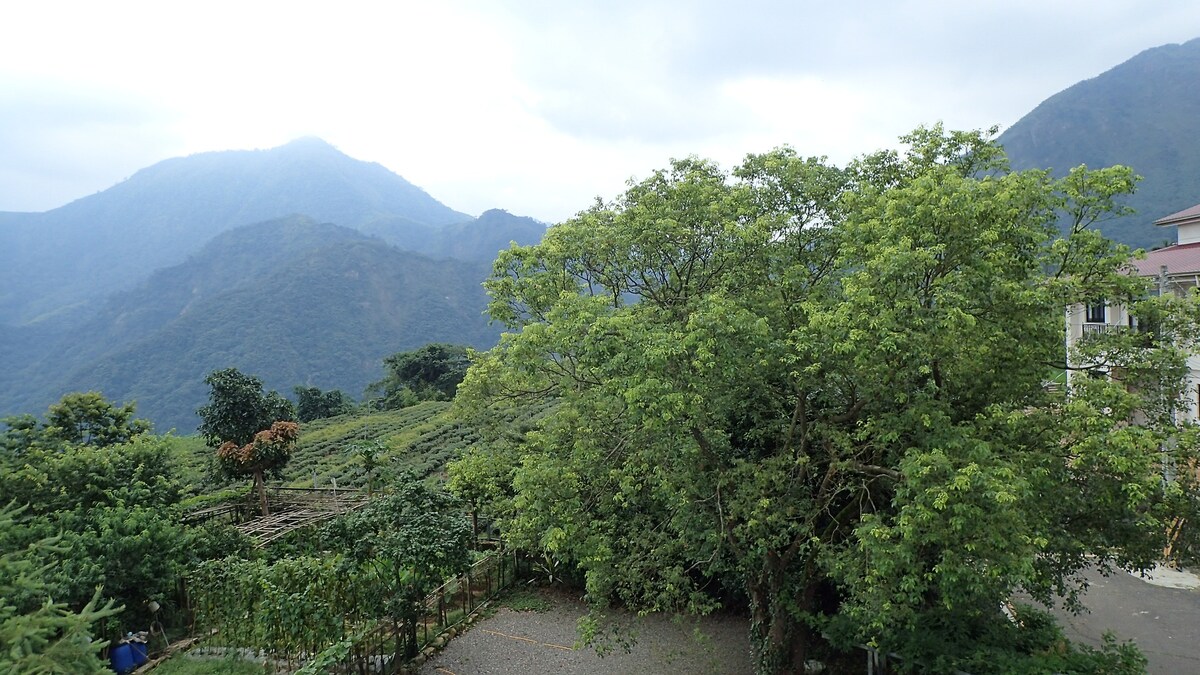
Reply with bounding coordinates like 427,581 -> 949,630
419,587 -> 752,674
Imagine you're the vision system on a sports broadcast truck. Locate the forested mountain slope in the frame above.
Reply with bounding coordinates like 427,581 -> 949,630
0,143 -> 545,430
3,219 -> 499,432
0,137 -> 474,324
999,38 -> 1200,249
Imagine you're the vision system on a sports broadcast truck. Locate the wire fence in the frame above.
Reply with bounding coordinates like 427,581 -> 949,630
186,549 -> 524,674
336,550 -> 523,673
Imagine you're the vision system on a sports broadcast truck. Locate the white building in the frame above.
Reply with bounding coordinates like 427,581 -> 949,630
1064,203 -> 1200,421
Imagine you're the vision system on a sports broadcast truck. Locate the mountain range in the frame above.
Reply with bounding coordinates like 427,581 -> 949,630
999,38 -> 1200,249
5,38 -> 1200,431
0,140 -> 543,431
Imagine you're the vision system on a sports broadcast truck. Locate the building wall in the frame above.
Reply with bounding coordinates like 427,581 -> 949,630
1177,221 -> 1200,245
1064,300 -> 1200,424
1064,301 -> 1131,385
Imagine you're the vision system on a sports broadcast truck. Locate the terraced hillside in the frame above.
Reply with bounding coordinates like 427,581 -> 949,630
287,402 -> 464,487
173,400 -> 552,495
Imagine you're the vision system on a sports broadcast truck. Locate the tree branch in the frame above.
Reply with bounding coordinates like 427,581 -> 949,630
846,461 -> 902,482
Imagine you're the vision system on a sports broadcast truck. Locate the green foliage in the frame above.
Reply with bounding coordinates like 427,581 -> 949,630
0,435 -> 249,636
286,402 -> 481,488
198,368 -> 295,448
50,505 -> 190,631
0,503 -> 120,674
350,440 -> 384,495
321,475 -> 472,657
322,475 -> 473,598
294,386 -> 355,422
367,343 -> 471,409
172,403 -> 469,493
0,414 -> 49,456
293,624 -> 374,675
0,391 -> 149,458
456,125 -> 1195,674
0,434 -> 182,516
45,391 -> 151,447
164,434 -> 220,491
190,554 -> 379,659
502,587 -> 553,613
199,368 -> 298,515
154,655 -> 268,675
871,603 -> 1146,675
191,475 -> 472,663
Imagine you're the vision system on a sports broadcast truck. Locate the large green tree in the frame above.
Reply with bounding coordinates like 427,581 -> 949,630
455,127 -> 1197,673
45,391 -> 150,447
197,367 -> 295,447
0,435 -> 251,640
367,344 -> 470,409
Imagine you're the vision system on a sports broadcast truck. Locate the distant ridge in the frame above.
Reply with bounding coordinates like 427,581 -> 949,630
0,138 -> 471,324
2,217 -> 500,431
0,141 -> 546,431
999,38 -> 1200,249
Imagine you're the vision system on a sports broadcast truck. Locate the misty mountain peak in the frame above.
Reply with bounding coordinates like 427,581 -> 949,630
998,36 -> 1200,249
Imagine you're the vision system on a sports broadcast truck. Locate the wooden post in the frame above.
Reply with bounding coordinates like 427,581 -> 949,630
466,572 -> 473,614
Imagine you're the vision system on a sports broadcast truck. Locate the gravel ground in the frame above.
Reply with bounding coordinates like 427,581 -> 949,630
418,588 -> 753,675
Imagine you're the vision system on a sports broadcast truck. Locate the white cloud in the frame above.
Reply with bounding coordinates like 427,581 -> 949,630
1,0 -> 1199,222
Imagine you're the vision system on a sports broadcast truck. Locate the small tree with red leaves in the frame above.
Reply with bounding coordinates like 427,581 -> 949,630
217,421 -> 298,516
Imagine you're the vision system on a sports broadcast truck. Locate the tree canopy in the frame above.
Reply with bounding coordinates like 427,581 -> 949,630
321,475 -> 471,658
45,391 -> 151,447
294,385 -> 355,422
454,126 -> 1198,674
197,367 -> 294,448
0,434 -> 252,648
367,344 -> 470,409
0,391 -> 149,456
0,504 -> 120,674
198,367 -> 297,515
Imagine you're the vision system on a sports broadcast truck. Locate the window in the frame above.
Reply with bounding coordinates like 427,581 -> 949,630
1085,302 -> 1106,324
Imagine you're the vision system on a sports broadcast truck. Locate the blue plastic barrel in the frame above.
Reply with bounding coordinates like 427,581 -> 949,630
130,641 -> 148,666
110,643 -> 134,673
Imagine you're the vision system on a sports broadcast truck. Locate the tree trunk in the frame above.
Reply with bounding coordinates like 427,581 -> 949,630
255,469 -> 269,516
405,616 -> 418,659
392,617 -> 404,666
748,572 -> 815,674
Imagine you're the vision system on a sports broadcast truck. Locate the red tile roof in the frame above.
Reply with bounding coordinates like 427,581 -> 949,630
1133,241 -> 1200,277
1154,203 -> 1200,227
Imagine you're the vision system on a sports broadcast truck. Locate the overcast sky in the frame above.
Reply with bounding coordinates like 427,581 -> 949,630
2,1 -> 1198,224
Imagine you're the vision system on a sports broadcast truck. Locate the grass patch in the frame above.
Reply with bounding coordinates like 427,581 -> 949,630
503,587 -> 554,613
153,654 -> 269,675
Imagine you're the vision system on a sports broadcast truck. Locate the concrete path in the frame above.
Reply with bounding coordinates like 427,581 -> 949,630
418,590 -> 752,675
1049,566 -> 1200,674
420,568 -> 1200,674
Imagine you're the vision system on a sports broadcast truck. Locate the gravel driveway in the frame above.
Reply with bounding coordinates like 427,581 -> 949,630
418,589 -> 753,675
